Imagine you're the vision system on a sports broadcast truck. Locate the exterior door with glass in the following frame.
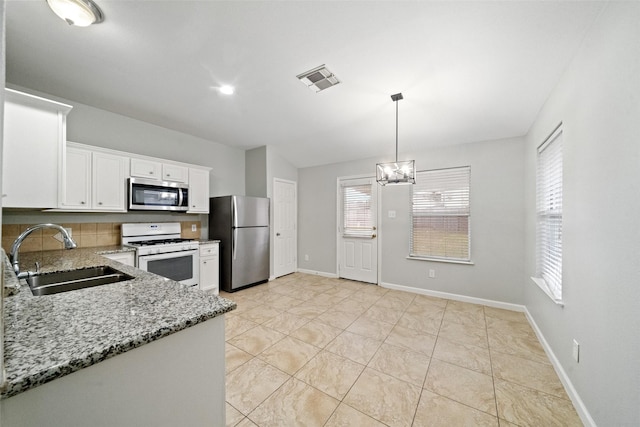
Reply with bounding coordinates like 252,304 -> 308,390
337,177 -> 378,284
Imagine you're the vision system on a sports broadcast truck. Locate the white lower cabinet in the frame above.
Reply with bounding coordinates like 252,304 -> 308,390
101,252 -> 136,267
61,144 -> 128,211
199,242 -> 219,294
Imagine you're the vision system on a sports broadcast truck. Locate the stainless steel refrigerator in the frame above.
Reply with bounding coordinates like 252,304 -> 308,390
209,195 -> 270,292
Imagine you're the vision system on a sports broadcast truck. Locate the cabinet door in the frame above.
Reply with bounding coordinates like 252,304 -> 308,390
130,158 -> 161,180
187,168 -> 210,213
162,164 -> 188,183
61,146 -> 91,209
199,254 -> 219,294
93,152 -> 128,211
3,89 -> 71,208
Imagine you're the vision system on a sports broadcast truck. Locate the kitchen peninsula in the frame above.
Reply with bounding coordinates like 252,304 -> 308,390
1,246 -> 235,426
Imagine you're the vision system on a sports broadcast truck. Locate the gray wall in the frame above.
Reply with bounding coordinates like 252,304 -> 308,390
523,2 -> 640,425
3,84 -> 246,235
245,146 -> 267,197
7,84 -> 246,198
299,136 -> 525,304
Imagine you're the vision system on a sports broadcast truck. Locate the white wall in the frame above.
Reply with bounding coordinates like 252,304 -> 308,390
299,136 -> 525,304
523,2 -> 640,425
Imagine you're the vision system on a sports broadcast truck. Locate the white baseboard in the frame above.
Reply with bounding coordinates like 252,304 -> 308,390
296,268 -> 338,278
380,281 -> 526,312
524,308 -> 596,427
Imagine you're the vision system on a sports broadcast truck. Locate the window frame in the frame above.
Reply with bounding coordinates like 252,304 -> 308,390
408,166 -> 472,264
340,178 -> 375,239
531,123 -> 564,305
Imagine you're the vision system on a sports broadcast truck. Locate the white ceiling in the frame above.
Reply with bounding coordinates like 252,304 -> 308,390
5,1 -> 605,168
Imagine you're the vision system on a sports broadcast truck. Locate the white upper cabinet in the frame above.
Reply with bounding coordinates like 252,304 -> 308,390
57,140 -> 211,213
162,163 -> 188,183
62,146 -> 92,210
92,152 -> 128,211
130,158 -> 161,180
188,167 -> 210,213
2,89 -> 72,208
60,143 -> 129,212
131,158 -> 188,183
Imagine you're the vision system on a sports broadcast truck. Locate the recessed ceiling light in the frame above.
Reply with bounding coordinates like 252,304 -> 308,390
46,0 -> 104,27
219,85 -> 235,95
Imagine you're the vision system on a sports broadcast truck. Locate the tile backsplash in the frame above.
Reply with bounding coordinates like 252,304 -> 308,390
2,221 -> 202,254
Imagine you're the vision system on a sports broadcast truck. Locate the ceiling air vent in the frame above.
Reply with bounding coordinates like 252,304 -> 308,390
297,65 -> 340,93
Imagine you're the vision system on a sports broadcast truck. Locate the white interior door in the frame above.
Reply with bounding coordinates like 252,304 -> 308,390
338,177 -> 378,284
274,178 -> 297,278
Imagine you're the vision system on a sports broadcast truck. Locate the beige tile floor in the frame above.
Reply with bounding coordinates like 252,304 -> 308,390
222,273 -> 582,427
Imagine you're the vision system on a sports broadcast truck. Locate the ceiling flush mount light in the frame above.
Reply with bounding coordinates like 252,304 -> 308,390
297,65 -> 340,93
46,0 -> 104,27
219,85 -> 235,95
376,93 -> 416,186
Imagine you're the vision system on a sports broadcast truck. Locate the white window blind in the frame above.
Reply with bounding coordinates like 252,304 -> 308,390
535,125 -> 563,302
411,166 -> 471,261
342,180 -> 374,238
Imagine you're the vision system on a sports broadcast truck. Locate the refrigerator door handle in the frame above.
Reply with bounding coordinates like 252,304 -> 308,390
232,196 -> 238,228
232,227 -> 237,260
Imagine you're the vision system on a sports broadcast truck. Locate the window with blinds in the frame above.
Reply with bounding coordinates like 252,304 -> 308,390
534,125 -> 563,303
342,180 -> 374,238
410,166 -> 471,262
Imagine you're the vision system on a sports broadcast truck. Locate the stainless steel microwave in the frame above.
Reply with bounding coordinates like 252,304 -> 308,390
128,178 -> 189,211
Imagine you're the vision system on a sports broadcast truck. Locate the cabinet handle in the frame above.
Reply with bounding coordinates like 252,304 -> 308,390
149,171 -> 153,174
98,202 -> 103,205
203,261 -> 207,264
81,201 -> 85,204
166,173 -> 171,177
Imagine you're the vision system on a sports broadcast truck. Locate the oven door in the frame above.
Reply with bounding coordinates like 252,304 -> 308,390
138,249 -> 199,287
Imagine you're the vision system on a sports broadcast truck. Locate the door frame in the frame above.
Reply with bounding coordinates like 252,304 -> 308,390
273,177 -> 298,278
336,174 -> 381,285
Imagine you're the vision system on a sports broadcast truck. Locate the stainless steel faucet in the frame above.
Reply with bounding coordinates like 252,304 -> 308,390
9,223 -> 77,279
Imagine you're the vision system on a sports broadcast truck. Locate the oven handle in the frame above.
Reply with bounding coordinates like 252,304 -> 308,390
138,248 -> 198,261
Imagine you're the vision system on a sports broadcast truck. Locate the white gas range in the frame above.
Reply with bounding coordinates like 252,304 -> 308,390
122,222 -> 199,287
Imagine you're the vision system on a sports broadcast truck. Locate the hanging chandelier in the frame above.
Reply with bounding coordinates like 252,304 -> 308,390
376,93 -> 415,185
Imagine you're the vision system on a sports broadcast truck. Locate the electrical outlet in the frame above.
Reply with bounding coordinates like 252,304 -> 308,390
388,210 -> 396,218
191,224 -> 197,232
304,254 -> 309,261
428,269 -> 436,278
572,339 -> 580,362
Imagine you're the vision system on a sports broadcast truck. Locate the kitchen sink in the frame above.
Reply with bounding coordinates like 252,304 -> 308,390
26,266 -> 134,296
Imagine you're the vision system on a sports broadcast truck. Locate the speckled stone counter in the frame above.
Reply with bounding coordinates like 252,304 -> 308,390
1,246 -> 236,399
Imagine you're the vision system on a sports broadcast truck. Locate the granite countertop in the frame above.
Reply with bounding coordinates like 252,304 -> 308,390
1,246 -> 236,399
197,239 -> 220,245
